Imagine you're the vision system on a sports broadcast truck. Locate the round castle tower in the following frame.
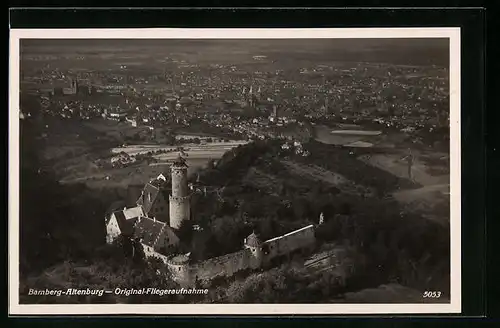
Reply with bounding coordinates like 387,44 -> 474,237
166,254 -> 191,286
244,231 -> 264,269
169,155 -> 191,229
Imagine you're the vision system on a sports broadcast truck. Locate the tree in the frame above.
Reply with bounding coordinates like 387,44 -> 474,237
190,230 -> 212,261
176,220 -> 194,246
315,203 -> 334,224
216,199 -> 237,216
292,197 -> 310,221
339,202 -> 351,215
111,235 -> 137,258
277,204 -> 293,221
210,216 -> 247,256
257,218 -> 277,241
204,232 -> 223,259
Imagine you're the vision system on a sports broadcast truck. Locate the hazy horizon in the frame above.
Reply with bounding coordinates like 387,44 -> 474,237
21,38 -> 449,67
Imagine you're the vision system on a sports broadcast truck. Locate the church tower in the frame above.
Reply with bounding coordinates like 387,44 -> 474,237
169,155 -> 191,229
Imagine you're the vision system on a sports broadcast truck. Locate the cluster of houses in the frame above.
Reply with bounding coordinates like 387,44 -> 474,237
110,152 -> 137,168
281,140 -> 311,157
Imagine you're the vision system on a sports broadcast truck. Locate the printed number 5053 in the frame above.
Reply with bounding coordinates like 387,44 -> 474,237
423,291 -> 441,298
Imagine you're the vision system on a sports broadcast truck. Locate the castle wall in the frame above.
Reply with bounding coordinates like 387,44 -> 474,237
166,249 -> 259,286
169,195 -> 191,229
263,225 -> 316,260
141,243 -> 171,266
190,249 -> 258,283
165,225 -> 317,286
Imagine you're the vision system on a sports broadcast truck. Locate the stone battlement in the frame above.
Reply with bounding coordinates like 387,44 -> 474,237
169,195 -> 191,202
167,254 -> 190,265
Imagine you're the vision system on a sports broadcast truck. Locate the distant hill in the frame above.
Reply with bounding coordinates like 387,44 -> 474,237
21,38 -> 449,67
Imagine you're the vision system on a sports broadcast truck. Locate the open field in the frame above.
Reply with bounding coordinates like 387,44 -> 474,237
358,150 -> 450,219
83,120 -> 151,141
281,160 -> 374,196
149,158 -> 212,176
330,130 -> 382,136
60,141 -> 249,188
111,141 -> 248,157
392,183 -> 450,220
358,152 -> 449,186
315,125 -> 368,146
60,163 -> 173,188
314,124 -> 421,149
36,115 -> 247,189
43,145 -> 90,161
314,124 -> 384,146
243,167 -> 280,192
40,117 -> 148,159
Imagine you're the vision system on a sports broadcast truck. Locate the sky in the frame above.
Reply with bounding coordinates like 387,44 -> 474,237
21,38 -> 449,67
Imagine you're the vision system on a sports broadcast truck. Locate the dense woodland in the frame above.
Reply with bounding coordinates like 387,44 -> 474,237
19,99 -> 450,303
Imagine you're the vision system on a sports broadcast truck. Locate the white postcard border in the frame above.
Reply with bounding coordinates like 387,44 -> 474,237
9,27 -> 461,315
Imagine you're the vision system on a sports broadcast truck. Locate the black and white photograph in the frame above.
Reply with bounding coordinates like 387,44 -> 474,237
9,28 -> 461,315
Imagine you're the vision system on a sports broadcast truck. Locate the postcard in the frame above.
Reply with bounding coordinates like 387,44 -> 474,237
9,27 -> 461,315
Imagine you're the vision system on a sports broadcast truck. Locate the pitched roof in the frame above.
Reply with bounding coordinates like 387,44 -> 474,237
131,216 -> 179,252
155,225 -> 179,251
106,200 -> 126,222
137,183 -> 160,214
111,209 -> 140,236
127,185 -> 144,207
133,217 -> 166,248
123,206 -> 144,220
245,232 -> 262,247
140,173 -> 168,188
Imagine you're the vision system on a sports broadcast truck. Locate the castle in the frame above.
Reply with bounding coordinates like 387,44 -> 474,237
105,154 -> 317,286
